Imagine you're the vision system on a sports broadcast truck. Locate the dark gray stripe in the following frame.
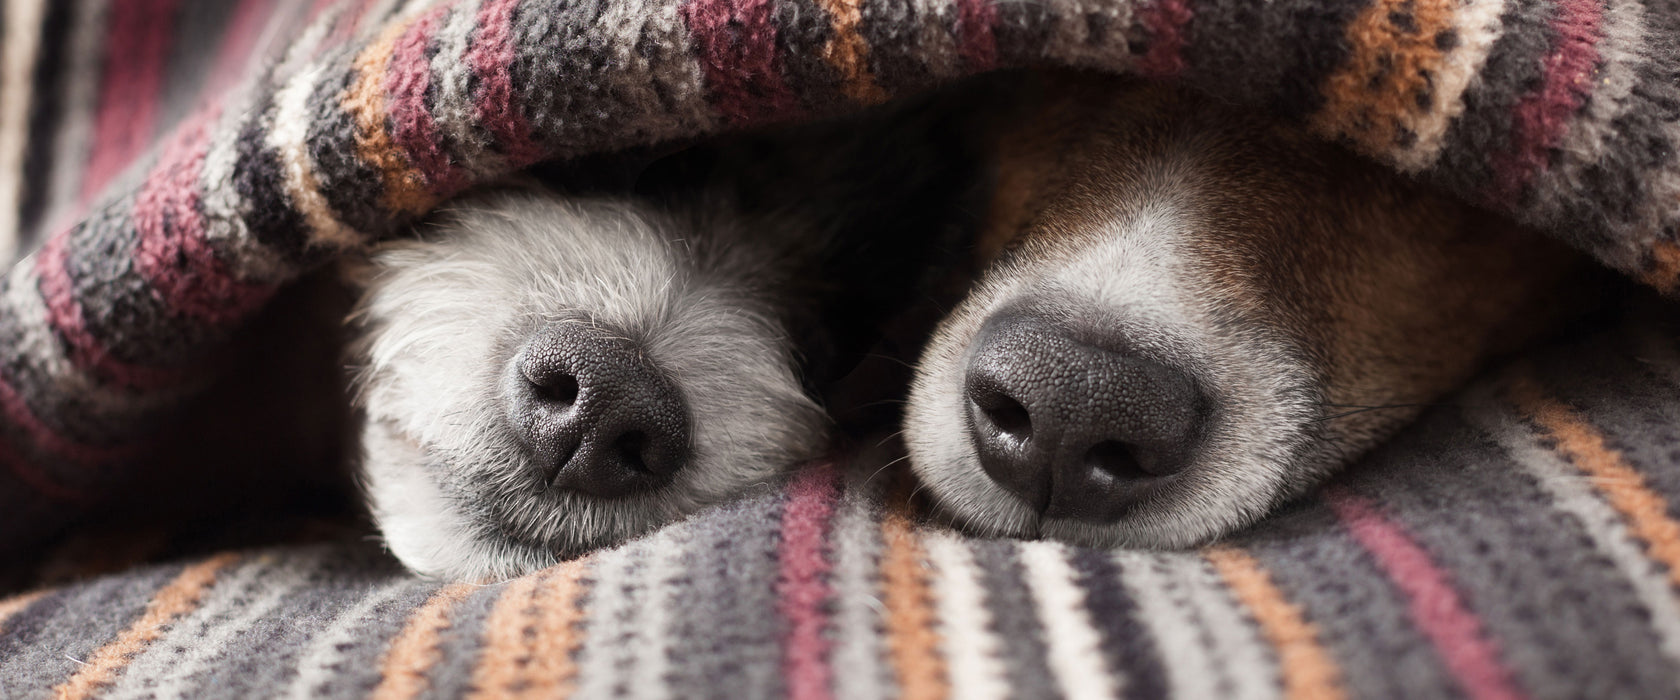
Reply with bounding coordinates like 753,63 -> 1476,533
1068,547 -> 1170,700
1182,0 -> 1368,119
16,0 -> 74,254
856,0 -> 945,97
663,486 -> 789,700
971,539 -> 1059,700
1429,0 -> 1559,199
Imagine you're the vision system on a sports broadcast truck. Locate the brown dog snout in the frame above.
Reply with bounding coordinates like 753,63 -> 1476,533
963,314 -> 1205,522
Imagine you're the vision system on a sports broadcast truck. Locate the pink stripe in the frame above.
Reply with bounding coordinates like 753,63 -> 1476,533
387,7 -> 467,197
468,0 -> 545,166
1137,0 -> 1193,78
777,463 -> 841,700
0,432 -> 87,502
83,0 -> 183,201
1329,491 -> 1526,700
204,0 -> 281,93
35,231 -> 190,391
0,373 -> 137,465
1485,0 -> 1603,205
332,0 -> 386,43
132,108 -> 277,326
954,0 -> 998,72
680,0 -> 804,126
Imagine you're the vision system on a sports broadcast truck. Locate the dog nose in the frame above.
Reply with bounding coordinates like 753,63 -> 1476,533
504,323 -> 690,498
963,315 -> 1203,522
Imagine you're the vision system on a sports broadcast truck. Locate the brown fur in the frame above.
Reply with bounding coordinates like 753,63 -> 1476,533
905,70 -> 1603,545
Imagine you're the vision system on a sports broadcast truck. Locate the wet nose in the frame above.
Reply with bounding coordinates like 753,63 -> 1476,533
503,323 -> 690,498
963,314 -> 1204,522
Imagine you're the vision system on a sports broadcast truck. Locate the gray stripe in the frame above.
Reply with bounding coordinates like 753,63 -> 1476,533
661,488 -> 788,700
417,578 -> 501,700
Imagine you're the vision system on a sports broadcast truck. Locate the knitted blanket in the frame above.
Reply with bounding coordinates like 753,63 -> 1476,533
4,0 -> 1680,697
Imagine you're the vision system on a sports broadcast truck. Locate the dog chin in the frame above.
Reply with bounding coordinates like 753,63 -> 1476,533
352,192 -> 829,580
904,221 -> 1326,549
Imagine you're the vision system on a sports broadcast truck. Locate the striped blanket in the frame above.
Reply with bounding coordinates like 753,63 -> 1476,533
4,0 -> 1680,697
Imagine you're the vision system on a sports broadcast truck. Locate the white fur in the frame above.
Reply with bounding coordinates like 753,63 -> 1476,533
354,192 -> 827,580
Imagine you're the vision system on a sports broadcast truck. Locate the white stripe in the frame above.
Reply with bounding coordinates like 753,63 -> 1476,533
830,486 -> 892,700
1115,551 -> 1281,700
283,576 -> 428,700
924,532 -> 1010,700
1391,0 -> 1508,171
907,0 -> 960,80
0,0 -> 47,263
1467,388 -> 1680,689
623,529 -> 686,700
569,543 -> 643,698
1018,542 -> 1120,700
105,551 -> 320,699
39,0 -> 104,236
266,61 -> 359,249
1177,553 -> 1280,700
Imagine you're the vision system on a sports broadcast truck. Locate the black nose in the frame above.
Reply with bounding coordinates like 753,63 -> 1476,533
964,314 -> 1204,522
503,323 -> 690,498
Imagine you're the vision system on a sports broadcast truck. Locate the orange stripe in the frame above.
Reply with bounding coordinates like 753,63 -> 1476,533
814,0 -> 888,104
1313,0 -> 1456,157
368,582 -> 477,700
343,18 -> 435,215
880,508 -> 948,700
1507,374 -> 1680,587
467,559 -> 590,699
467,573 -> 543,699
519,560 -> 590,698
1206,546 -> 1346,700
51,552 -> 241,700
1640,241 -> 1680,294
0,589 -> 49,633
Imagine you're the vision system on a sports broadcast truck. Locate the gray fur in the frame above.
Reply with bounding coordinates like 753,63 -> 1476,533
351,191 -> 827,580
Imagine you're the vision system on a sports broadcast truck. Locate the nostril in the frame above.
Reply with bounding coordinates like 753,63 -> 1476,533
973,386 -> 1032,444
614,430 -> 649,473
527,370 -> 580,406
1084,440 -> 1146,481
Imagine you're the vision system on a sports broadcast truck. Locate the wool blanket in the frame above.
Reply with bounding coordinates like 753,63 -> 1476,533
3,0 -> 1680,697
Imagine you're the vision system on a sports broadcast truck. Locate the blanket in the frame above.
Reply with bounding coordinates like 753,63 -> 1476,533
3,0 -> 1680,697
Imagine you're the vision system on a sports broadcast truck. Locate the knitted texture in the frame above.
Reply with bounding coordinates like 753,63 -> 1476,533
6,305 -> 1680,698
